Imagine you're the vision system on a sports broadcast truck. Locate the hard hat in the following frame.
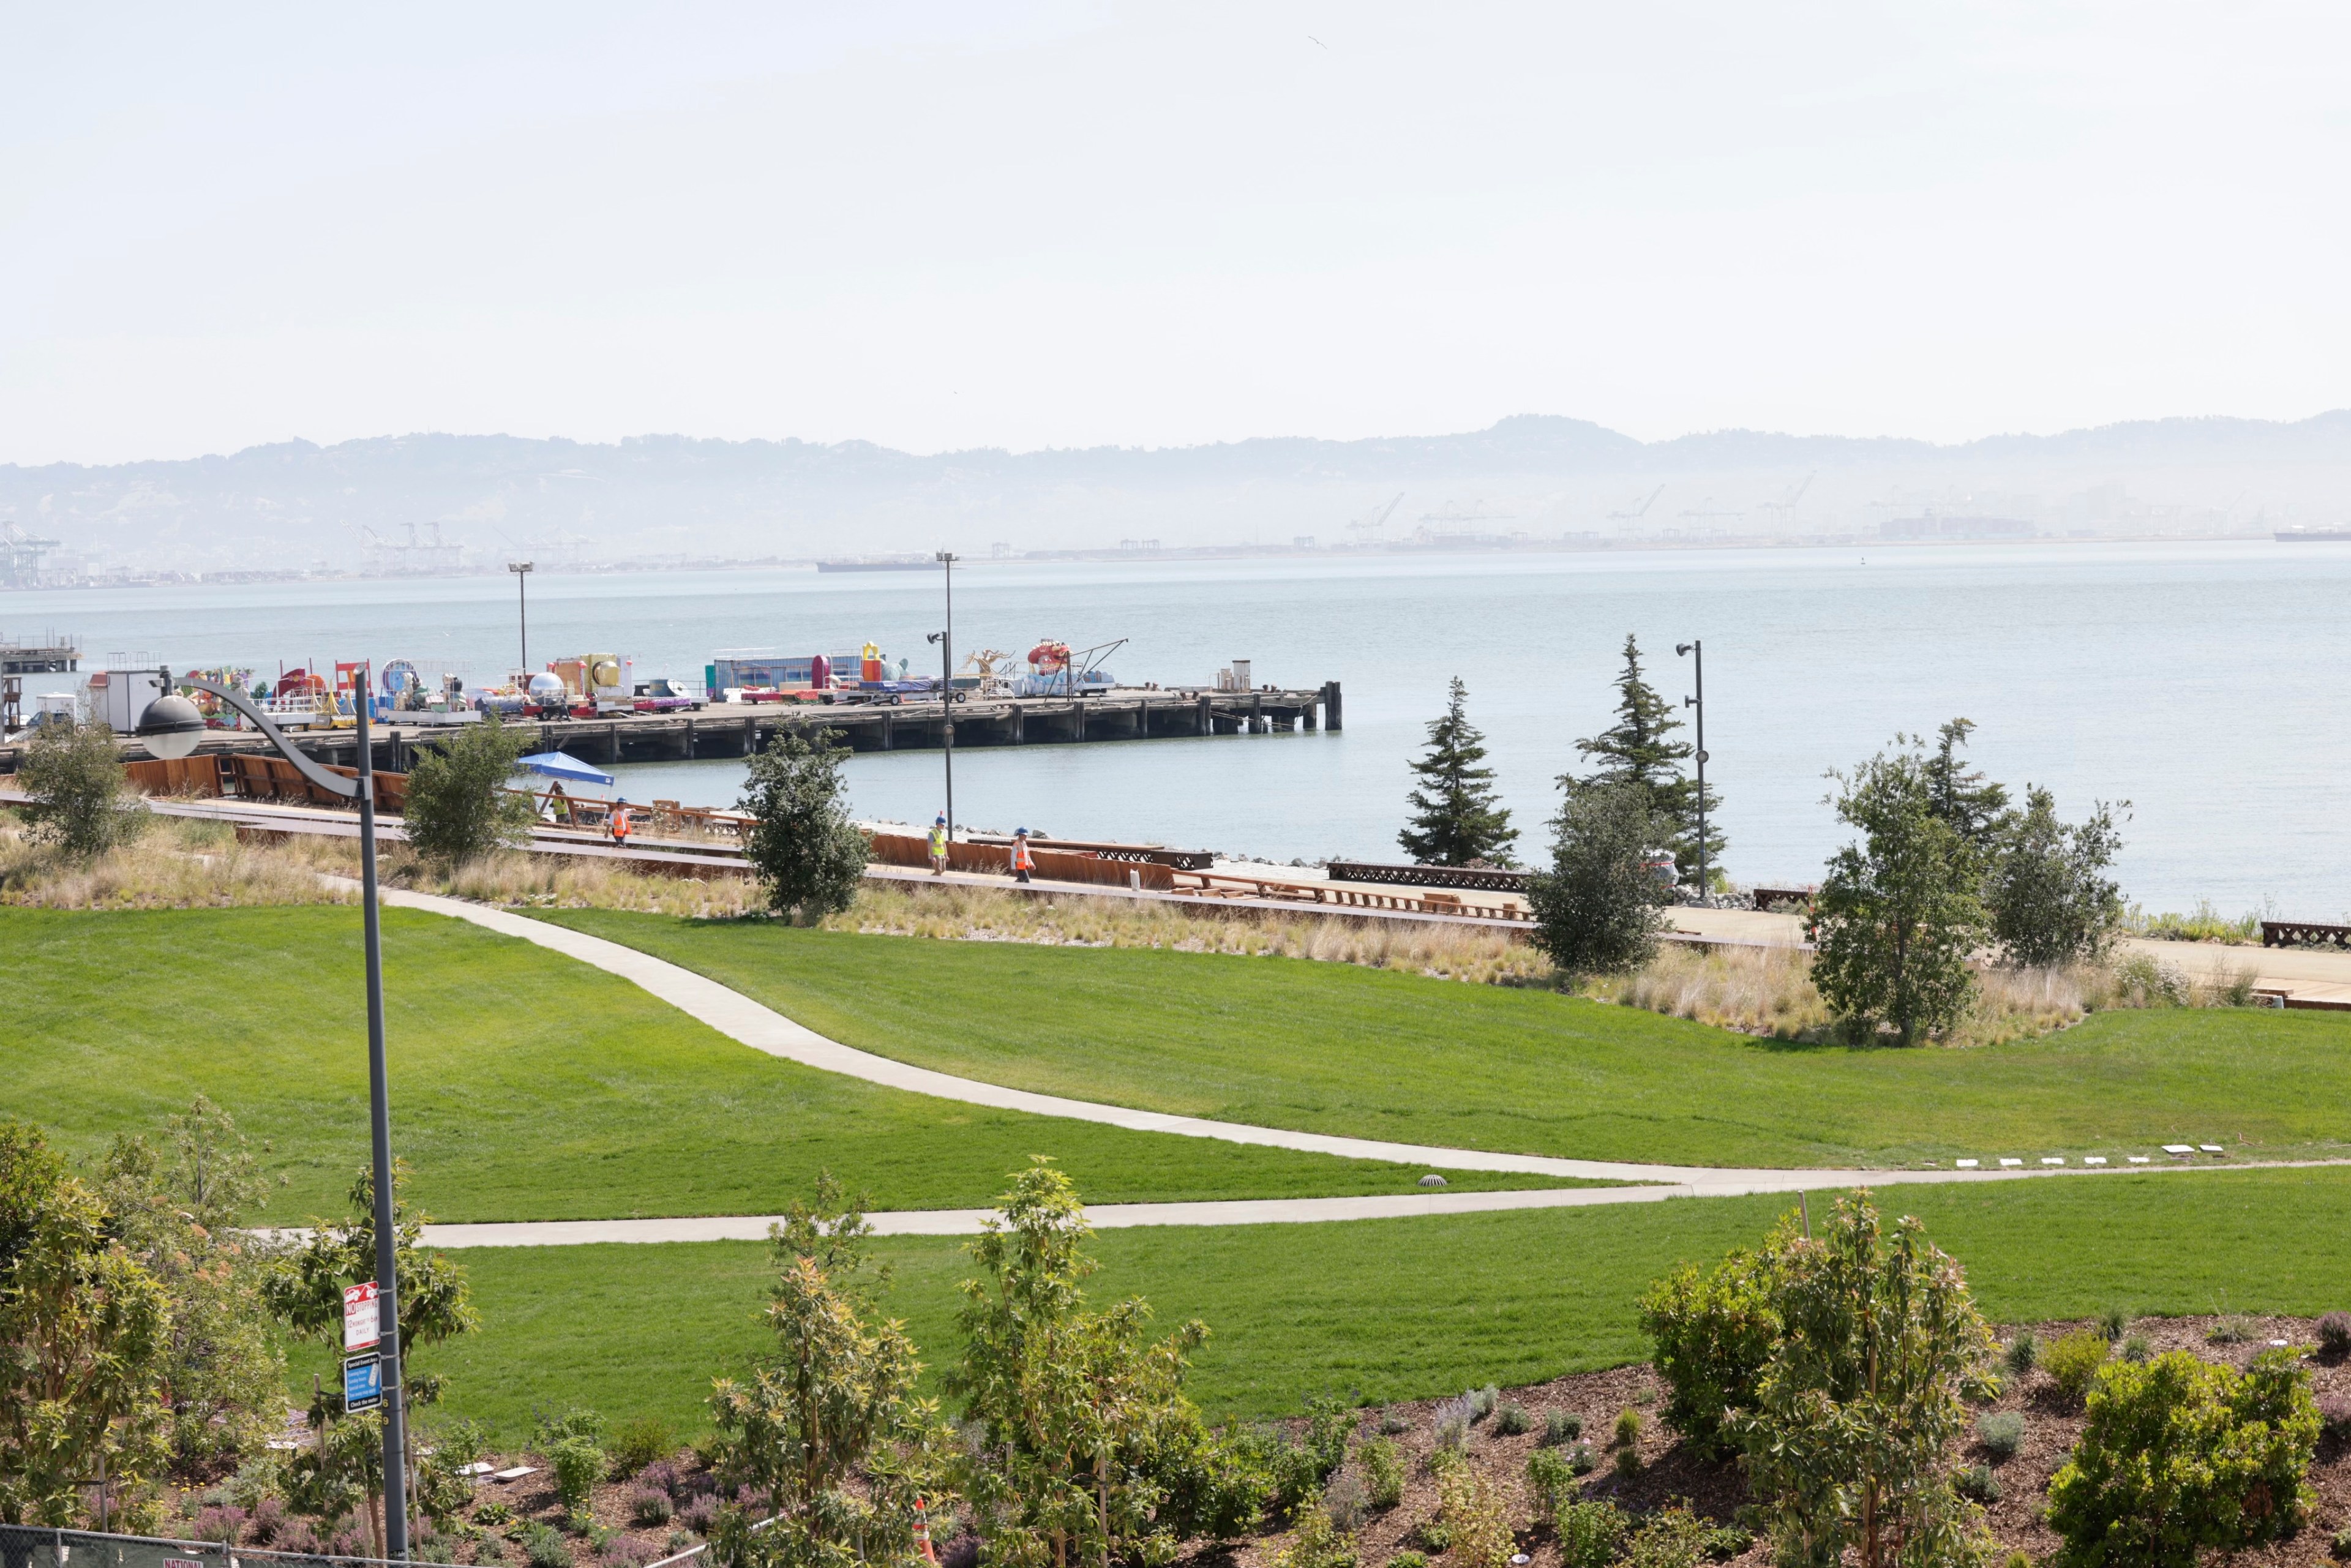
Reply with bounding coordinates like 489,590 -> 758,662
936,814 -> 947,823
1015,826 -> 1029,835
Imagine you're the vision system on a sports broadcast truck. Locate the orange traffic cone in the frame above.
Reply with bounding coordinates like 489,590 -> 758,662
913,1497 -> 940,1566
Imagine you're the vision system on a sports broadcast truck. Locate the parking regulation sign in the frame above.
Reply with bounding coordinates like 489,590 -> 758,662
343,1354 -> 383,1412
343,1281 -> 380,1352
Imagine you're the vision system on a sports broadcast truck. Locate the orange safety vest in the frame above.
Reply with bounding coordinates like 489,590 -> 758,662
611,808 -> 631,841
1011,838 -> 1033,872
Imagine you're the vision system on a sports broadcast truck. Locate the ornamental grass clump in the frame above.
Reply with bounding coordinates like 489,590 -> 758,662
2316,1311 -> 2351,1360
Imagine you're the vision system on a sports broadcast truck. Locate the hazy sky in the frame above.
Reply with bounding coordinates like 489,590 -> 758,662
5,2 -> 2347,465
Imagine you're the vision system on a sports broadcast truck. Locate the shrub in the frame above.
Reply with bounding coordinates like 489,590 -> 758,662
402,716 -> 535,866
1565,1442 -> 1595,1476
1431,1392 -> 1478,1454
1469,1385 -> 1498,1422
628,1487 -> 673,1527
2046,1330 -> 2112,1406
1324,1474 -> 1368,1534
1304,1394 -> 1355,1482
1986,787 -> 2127,967
2004,1332 -> 2039,1375
1434,1464 -> 1512,1568
2047,1348 -> 2321,1568
1525,781 -> 1667,975
1611,1444 -> 1641,1479
1388,1555 -> 1428,1568
1623,1506 -> 1714,1568
1492,1403 -> 1532,1436
607,1416 -> 673,1479
476,1502 -> 515,1527
2003,1554 -> 2031,1568
738,729 -> 869,921
521,1522 -> 572,1568
1414,1517 -> 1452,1553
678,1496 -> 718,1534
2317,1311 -> 2351,1359
2122,1333 -> 2153,1364
1555,1500 -> 1629,1568
1976,1411 -> 2025,1461
2099,1307 -> 2129,1341
549,1434 -> 607,1511
1378,1410 -> 1411,1436
1361,1437 -> 1405,1510
1639,1236 -> 1782,1459
1524,1448 -> 1573,1514
1955,1464 -> 2001,1503
1612,1408 -> 1643,1448
18,715 -> 146,858
1541,1409 -> 1583,1446
2334,1527 -> 2351,1561
2319,1393 -> 2351,1436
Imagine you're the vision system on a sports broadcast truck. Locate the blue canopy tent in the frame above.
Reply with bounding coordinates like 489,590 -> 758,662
514,751 -> 617,787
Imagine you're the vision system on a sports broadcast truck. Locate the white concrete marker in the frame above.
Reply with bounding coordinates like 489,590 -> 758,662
2129,1155 -> 2151,1164
2162,1145 -> 2195,1155
2200,1144 -> 2226,1153
1955,1158 -> 1979,1169
2083,1157 -> 2107,1166
2041,1157 -> 2065,1166
2000,1158 -> 2023,1168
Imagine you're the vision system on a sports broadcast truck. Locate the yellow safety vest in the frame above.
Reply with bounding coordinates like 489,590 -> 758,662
929,826 -> 948,857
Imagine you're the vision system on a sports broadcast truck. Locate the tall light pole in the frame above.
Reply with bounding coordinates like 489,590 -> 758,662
507,561 -> 533,675
137,670 -> 412,1559
1675,640 -> 1708,903
932,551 -> 958,835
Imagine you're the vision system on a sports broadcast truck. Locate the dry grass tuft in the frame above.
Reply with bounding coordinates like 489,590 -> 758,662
0,810 -> 358,909
1588,942 -> 1827,1038
383,847 -> 763,920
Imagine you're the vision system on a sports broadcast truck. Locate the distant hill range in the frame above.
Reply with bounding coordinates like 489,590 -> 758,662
7,411 -> 2349,575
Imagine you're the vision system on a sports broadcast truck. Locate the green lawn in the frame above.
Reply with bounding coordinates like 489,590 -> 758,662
542,911 -> 2351,1169
388,1165 -> 2351,1441
0,907 -> 1592,1222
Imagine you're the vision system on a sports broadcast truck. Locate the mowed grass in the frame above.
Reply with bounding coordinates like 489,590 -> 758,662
544,911 -> 2351,1168
386,1165 -> 2351,1441
0,906 -> 1592,1222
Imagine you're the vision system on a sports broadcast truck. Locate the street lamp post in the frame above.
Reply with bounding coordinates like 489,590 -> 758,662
508,561 -> 533,675
934,552 -> 958,835
137,670 -> 411,1561
1674,640 -> 1708,904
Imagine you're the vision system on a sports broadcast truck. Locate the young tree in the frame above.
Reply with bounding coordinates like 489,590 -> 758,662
947,1160 -> 1212,1568
0,1121 -> 173,1528
17,715 -> 145,859
400,716 -> 536,865
96,1097 -> 285,1476
1812,740 -> 1987,1045
1919,719 -> 2009,851
1736,1193 -> 1998,1568
709,1179 -> 949,1568
1523,782 -> 1667,975
1398,677 -> 1517,866
1985,787 -> 2129,967
740,729 -> 871,921
1572,636 -> 1722,885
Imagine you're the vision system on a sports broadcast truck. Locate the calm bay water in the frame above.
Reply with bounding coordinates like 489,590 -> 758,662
9,541 -> 2344,914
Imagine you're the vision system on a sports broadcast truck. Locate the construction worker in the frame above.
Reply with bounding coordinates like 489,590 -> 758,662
609,798 -> 632,847
928,814 -> 950,876
547,781 -> 572,826
1010,826 -> 1034,884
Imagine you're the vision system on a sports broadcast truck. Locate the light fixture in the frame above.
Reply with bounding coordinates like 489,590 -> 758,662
135,693 -> 206,759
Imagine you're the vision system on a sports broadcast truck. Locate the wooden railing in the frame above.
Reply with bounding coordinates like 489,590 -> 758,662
1170,869 -> 1532,921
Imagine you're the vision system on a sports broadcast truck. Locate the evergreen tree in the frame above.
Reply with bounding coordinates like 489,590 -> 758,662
1572,636 -> 1723,885
1524,782 -> 1668,975
1398,677 -> 1518,866
1920,718 -> 2008,850
739,729 -> 872,921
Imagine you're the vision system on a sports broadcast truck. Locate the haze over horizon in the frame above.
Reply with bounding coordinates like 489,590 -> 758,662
7,3 -> 2350,468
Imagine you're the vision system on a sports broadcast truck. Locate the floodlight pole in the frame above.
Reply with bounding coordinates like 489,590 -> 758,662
1676,640 -> 1708,904
936,551 -> 958,836
508,561 -> 533,675
162,671 -> 409,1558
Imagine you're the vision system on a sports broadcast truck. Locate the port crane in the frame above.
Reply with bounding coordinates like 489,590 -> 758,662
1753,471 -> 1815,530
0,523 -> 62,588
1607,484 -> 1665,521
1346,493 -> 1404,542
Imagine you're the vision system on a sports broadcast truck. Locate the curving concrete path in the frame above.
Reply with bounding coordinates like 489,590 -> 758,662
380,888 -> 2330,1246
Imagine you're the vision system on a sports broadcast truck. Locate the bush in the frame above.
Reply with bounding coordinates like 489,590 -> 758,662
628,1487 -> 673,1527
1322,1474 -> 1368,1535
402,717 -> 535,866
1362,1437 -> 1405,1510
475,1502 -> 515,1527
2317,1311 -> 2351,1359
2048,1348 -> 2320,1568
549,1435 -> 607,1512
1492,1403 -> 1531,1436
1976,1411 -> 2025,1461
2334,1527 -> 2351,1561
1541,1409 -> 1583,1447
1524,1447 -> 1573,1514
2004,1332 -> 2039,1375
2046,1330 -> 2112,1406
1469,1385 -> 1498,1422
1565,1443 -> 1595,1476
1639,1237 -> 1782,1459
1434,1464 -> 1512,1568
2319,1394 -> 2351,1436
1388,1555 -> 1428,1568
1524,781 -> 1667,975
1303,1394 -> 1355,1482
1611,1444 -> 1641,1479
1955,1464 -> 2001,1503
1612,1408 -> 1643,1447
607,1416 -> 673,1479
1987,787 -> 2128,967
1555,1500 -> 1628,1568
18,715 -> 145,858
1378,1410 -> 1411,1436
521,1522 -> 571,1568
1623,1506 -> 1714,1568
737,729 -> 869,921
1414,1517 -> 1452,1553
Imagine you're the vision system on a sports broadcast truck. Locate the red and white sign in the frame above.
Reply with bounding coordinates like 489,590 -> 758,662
342,1281 -> 380,1352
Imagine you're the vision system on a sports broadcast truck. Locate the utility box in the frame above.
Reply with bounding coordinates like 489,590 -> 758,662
94,668 -> 167,733
1231,659 -> 1251,690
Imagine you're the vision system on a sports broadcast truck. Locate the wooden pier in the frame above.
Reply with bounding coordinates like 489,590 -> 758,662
0,683 -> 1341,771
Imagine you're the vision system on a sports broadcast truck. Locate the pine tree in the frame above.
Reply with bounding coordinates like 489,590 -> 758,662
1921,718 -> 2009,850
1572,635 -> 1723,885
1398,677 -> 1518,866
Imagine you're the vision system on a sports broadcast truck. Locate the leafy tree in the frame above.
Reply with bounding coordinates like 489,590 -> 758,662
1572,635 -> 1722,885
1813,739 -> 1987,1045
0,1120 -> 173,1527
1736,1193 -> 1998,1568
2046,1348 -> 2319,1568
740,730 -> 871,921
401,716 -> 536,865
1524,782 -> 1667,975
1638,1222 -> 1792,1460
1985,787 -> 2129,967
947,1159 -> 1212,1568
96,1097 -> 285,1475
1398,677 -> 1517,866
1920,719 -> 2009,851
709,1178 -> 948,1568
17,715 -> 145,859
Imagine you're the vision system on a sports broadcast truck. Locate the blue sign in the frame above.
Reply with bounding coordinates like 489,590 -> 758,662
343,1354 -> 383,1412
